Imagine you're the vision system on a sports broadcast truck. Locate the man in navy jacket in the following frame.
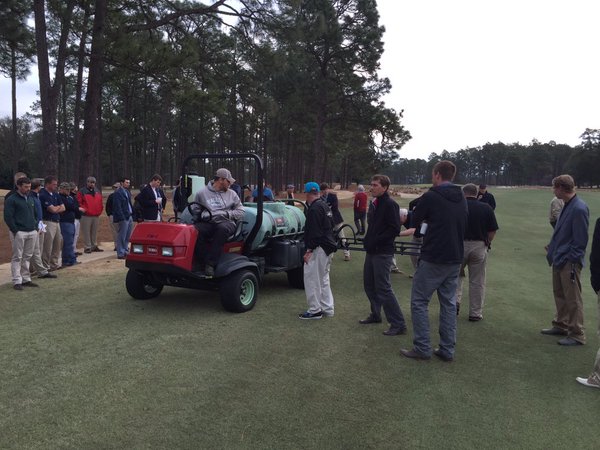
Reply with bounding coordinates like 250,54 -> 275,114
136,174 -> 167,221
576,217 -> 600,388
112,178 -> 134,259
543,174 -> 589,346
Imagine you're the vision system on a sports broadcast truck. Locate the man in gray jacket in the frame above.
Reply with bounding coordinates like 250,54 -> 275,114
193,168 -> 245,277
543,174 -> 589,346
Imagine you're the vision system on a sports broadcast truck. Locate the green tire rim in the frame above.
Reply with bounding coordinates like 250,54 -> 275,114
240,278 -> 255,306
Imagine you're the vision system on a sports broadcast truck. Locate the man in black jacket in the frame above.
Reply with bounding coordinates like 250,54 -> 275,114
359,174 -> 407,336
576,217 -> 600,388
401,161 -> 468,362
106,182 -> 120,251
477,184 -> 496,210
299,182 -> 337,320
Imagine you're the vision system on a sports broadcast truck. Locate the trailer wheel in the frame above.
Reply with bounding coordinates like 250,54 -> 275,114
220,270 -> 258,312
286,267 -> 304,289
126,269 -> 163,299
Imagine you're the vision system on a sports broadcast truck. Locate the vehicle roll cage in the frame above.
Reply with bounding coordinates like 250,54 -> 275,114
178,153 -> 265,257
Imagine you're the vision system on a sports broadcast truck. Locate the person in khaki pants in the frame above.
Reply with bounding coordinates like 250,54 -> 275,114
39,175 -> 65,271
4,177 -> 39,290
542,175 -> 589,346
29,178 -> 56,279
77,176 -> 104,253
456,184 -> 499,321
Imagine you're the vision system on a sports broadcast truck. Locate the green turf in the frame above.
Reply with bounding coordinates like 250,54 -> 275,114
1,188 -> 599,449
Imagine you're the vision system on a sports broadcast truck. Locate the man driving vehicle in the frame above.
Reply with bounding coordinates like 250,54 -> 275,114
192,168 -> 245,277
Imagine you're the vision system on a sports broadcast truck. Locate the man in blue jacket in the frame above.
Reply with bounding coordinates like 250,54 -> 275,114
112,178 -> 134,259
542,174 -> 589,346
401,161 -> 468,361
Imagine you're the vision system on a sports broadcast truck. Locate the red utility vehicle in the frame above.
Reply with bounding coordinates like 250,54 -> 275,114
125,153 -> 306,312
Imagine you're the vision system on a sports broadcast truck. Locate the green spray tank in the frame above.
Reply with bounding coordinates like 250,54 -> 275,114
241,202 -> 306,251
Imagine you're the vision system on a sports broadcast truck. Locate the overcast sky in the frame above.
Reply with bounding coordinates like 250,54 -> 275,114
377,0 -> 600,159
1,0 -> 599,161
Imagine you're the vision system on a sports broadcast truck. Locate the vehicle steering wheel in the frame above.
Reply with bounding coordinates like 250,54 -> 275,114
187,201 -> 213,223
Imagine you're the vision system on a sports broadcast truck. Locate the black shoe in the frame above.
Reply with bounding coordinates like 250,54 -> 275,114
434,348 -> 454,362
84,249 -> 92,254
383,328 -> 407,336
39,273 -> 57,279
92,247 -> 104,252
22,281 -> 39,287
557,337 -> 584,346
541,327 -> 567,336
468,316 -> 482,322
75,252 -> 82,256
456,303 -> 460,316
14,284 -> 24,291
400,348 -> 431,360
117,255 -> 126,260
359,315 -> 382,325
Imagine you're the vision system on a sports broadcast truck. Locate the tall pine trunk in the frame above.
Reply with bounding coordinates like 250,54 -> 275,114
33,0 -> 74,176
81,0 -> 107,182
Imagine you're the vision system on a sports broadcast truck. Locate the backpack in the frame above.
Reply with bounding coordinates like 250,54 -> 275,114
132,197 -> 144,222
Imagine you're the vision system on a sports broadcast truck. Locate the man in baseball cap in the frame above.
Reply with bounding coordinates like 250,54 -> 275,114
299,181 -> 337,320
192,167 -> 244,277
215,168 -> 235,184
304,182 -> 320,194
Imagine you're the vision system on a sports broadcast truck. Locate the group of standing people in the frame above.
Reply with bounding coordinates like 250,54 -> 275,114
300,161 -> 501,364
3,172 -> 169,290
4,173 -> 108,290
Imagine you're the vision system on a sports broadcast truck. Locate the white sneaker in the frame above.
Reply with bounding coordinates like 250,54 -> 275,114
576,376 -> 600,389
344,254 -> 350,261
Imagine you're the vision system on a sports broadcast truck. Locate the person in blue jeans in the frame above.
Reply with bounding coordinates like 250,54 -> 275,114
112,178 -> 134,259
58,182 -> 80,266
401,160 -> 468,362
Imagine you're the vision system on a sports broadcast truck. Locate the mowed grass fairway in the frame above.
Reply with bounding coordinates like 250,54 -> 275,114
1,188 -> 599,449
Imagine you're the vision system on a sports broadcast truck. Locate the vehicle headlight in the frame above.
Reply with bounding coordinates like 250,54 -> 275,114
161,247 -> 174,257
132,244 -> 144,254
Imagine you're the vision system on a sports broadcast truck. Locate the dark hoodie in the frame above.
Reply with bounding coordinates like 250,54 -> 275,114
412,183 -> 468,264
